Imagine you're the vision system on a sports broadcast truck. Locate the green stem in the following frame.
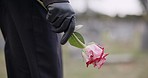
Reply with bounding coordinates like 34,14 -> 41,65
72,33 -> 86,48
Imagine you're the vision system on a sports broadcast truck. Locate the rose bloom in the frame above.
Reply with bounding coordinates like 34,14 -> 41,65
82,43 -> 109,69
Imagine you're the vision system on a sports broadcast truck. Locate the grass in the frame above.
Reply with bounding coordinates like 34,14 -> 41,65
63,48 -> 148,78
0,51 -> 7,78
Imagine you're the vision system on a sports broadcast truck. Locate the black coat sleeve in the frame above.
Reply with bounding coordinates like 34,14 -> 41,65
41,0 -> 69,7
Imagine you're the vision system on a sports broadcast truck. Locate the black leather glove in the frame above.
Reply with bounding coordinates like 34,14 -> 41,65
46,2 -> 75,45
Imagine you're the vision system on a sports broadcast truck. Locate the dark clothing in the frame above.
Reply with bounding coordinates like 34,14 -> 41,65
0,0 -> 67,78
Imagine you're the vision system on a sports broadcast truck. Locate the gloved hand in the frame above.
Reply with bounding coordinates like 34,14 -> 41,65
46,2 -> 76,45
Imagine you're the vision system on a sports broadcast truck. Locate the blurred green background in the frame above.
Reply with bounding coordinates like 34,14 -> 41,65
1,0 -> 148,78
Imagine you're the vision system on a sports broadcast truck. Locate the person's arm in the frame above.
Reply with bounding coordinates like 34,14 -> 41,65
41,0 -> 76,45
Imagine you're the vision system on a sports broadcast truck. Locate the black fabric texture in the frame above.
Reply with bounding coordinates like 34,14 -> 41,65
0,0 -> 63,78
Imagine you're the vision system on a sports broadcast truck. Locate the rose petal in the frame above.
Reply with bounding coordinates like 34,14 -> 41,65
82,43 -> 109,69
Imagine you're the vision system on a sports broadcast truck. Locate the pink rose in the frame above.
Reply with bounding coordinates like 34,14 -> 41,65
82,43 -> 109,69
68,29 -> 109,69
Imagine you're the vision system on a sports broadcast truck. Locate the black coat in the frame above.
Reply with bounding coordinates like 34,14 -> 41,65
0,0 -> 68,78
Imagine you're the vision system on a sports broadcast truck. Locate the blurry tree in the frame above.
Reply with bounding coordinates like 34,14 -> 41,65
140,0 -> 148,51
84,0 -> 93,15
84,0 -> 99,16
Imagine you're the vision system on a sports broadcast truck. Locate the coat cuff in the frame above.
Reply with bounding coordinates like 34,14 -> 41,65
41,0 -> 69,7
